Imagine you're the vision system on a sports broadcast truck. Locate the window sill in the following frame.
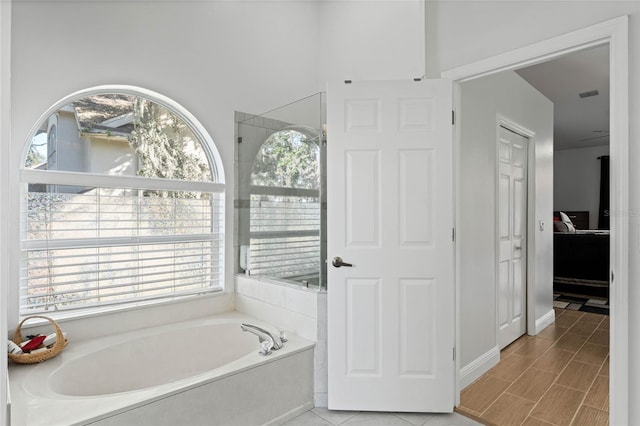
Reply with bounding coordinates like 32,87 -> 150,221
14,288 -> 230,341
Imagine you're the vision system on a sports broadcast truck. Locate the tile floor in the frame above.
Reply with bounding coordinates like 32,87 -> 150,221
458,308 -> 609,426
282,407 -> 480,426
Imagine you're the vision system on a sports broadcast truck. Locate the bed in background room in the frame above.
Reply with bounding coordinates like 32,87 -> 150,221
553,211 -> 610,313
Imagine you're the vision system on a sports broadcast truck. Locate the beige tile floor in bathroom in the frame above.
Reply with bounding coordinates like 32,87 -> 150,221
282,408 -> 480,426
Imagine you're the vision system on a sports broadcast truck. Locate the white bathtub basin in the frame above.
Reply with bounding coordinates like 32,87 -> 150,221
50,323 -> 257,396
9,312 -> 315,426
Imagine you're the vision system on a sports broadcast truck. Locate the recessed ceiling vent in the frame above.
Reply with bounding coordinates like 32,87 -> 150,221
579,90 -> 599,99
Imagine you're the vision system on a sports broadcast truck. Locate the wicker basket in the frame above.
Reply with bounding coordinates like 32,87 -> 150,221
8,315 -> 68,364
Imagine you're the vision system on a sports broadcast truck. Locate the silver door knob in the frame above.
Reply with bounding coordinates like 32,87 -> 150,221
332,257 -> 353,268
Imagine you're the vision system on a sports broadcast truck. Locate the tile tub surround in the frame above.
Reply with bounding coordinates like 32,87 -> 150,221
235,274 -> 328,407
9,312 -> 315,426
458,308 -> 609,426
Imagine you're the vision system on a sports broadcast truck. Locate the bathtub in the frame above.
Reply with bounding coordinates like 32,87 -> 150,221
8,312 -> 315,426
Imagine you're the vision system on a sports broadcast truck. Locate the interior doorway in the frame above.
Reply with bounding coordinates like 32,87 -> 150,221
444,16 -> 628,425
516,45 -> 611,317
455,44 -> 612,426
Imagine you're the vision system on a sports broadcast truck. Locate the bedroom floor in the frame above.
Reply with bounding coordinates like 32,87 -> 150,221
457,308 -> 609,426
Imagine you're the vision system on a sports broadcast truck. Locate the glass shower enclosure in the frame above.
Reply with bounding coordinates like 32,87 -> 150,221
234,93 -> 326,290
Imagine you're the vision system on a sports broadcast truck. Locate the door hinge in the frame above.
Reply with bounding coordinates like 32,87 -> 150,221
611,271 -> 615,282
453,347 -> 456,360
452,228 -> 455,242
452,110 -> 455,125
237,137 -> 243,144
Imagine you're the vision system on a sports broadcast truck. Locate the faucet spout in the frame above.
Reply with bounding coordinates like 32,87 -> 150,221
240,323 -> 284,350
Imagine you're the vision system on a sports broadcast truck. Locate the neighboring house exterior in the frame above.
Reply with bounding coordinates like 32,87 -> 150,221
40,96 -> 138,188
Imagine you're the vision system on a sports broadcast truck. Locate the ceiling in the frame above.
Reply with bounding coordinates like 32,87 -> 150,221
515,44 -> 610,151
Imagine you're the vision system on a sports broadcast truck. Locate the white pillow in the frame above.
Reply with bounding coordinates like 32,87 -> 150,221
559,211 -> 576,233
559,211 -> 572,224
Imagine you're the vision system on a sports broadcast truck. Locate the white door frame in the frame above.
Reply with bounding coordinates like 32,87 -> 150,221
495,117 -> 533,349
0,1 -> 10,424
443,16 -> 629,425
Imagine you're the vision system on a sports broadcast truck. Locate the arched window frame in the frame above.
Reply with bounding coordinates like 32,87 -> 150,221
18,85 -> 225,316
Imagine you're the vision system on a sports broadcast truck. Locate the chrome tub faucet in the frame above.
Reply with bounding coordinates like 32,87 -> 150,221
240,323 -> 287,355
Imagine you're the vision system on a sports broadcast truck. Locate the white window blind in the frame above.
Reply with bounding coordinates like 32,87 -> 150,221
20,171 -> 224,314
248,188 -> 320,282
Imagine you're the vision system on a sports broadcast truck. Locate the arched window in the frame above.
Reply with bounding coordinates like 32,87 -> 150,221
20,88 -> 224,315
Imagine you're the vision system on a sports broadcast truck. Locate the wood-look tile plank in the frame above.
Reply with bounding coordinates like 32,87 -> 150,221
454,408 -> 495,425
581,312 -> 606,325
584,374 -> 609,412
559,310 -> 585,319
529,384 -> 585,426
600,356 -> 609,377
598,316 -> 610,331
571,405 -> 609,426
588,329 -> 610,347
553,333 -> 588,353
522,417 -> 556,426
487,353 -> 532,382
460,374 -> 512,414
501,336 -> 530,358
532,347 -> 576,374
554,314 -> 581,329
566,321 -> 599,337
536,325 -> 569,342
482,393 -> 535,426
455,406 -> 484,419
514,337 -> 554,359
506,368 -> 557,402
573,343 -> 609,366
555,360 -> 600,391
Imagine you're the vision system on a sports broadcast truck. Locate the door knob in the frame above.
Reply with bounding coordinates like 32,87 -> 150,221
332,257 -> 353,268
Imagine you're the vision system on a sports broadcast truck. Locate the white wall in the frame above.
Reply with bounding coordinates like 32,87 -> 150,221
554,145 -> 610,229
8,1 -> 323,327
427,1 -> 640,422
459,71 -> 553,381
318,0 -> 425,84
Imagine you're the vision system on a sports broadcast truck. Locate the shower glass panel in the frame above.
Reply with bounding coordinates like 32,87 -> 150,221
234,93 -> 326,290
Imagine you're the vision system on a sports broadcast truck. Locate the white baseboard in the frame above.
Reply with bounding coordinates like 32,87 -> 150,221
460,345 -> 500,389
533,309 -> 556,335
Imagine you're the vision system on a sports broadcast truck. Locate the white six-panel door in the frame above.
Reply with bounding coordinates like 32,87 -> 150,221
497,125 -> 528,349
327,80 -> 454,412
